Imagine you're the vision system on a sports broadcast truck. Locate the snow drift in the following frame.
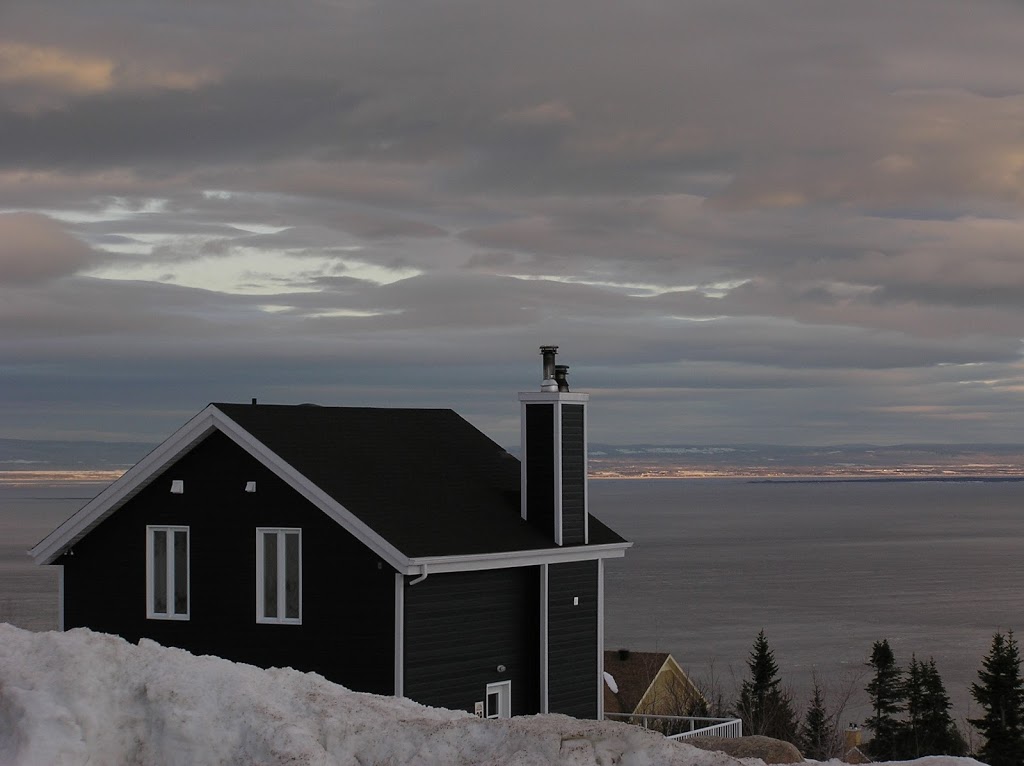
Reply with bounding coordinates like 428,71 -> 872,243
0,624 -> 988,766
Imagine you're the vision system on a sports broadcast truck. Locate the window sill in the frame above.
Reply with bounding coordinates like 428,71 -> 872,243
256,617 -> 302,626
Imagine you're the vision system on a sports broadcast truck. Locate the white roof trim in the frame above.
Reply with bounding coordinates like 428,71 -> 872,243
30,404 -> 630,575
404,541 -> 631,575
210,409 -> 410,569
518,391 -> 590,403
30,404 -> 412,570
29,406 -> 222,565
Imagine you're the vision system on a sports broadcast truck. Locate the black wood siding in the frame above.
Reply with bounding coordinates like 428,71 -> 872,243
403,567 -> 539,715
547,560 -> 598,718
560,404 -> 585,545
60,430 -> 396,694
525,404 -> 554,538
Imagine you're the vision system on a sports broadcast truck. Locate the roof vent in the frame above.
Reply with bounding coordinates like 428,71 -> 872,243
554,364 -> 570,392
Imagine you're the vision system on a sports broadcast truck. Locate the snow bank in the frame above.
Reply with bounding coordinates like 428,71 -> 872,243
0,625 -> 989,766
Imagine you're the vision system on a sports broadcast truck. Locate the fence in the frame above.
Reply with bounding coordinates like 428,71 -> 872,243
604,713 -> 743,740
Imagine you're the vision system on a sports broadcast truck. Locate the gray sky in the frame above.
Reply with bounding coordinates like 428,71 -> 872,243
3,0 -> 1024,446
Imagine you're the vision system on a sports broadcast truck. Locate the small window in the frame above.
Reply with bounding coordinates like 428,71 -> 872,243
147,526 -> 189,620
256,528 -> 301,624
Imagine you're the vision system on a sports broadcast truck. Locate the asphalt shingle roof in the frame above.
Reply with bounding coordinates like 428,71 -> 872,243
215,402 -> 625,558
603,650 -> 670,715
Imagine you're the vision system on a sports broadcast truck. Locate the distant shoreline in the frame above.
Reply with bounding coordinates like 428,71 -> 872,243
591,470 -> 1024,481
749,475 -> 1024,484
0,470 -> 124,488
6,468 -> 1024,487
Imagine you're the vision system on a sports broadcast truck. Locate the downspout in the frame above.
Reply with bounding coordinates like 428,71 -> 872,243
409,563 -> 429,585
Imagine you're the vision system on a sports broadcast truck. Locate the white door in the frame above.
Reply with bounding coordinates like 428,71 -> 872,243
485,681 -> 512,719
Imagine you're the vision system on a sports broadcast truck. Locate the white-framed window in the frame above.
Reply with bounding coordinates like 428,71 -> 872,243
256,528 -> 302,624
146,525 -> 190,620
485,680 -> 512,719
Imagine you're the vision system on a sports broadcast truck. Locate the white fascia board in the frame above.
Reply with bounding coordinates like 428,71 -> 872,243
394,573 -> 405,697
31,400 -> 625,577
57,565 -> 65,631
517,392 -> 590,404
29,406 -> 222,565
403,541 -> 631,575
553,401 -> 562,547
29,404 -> 413,573
583,404 -> 589,544
519,401 -> 528,522
539,563 -> 549,714
208,409 -> 411,571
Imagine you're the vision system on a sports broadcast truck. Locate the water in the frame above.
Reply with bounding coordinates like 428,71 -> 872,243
3,478 -> 1022,730
593,478 -> 1024,728
0,485 -> 98,630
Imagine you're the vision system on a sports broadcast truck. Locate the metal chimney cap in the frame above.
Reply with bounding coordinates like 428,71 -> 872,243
539,345 -> 559,390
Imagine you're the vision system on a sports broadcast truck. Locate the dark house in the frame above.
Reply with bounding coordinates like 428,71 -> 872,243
30,347 -> 630,719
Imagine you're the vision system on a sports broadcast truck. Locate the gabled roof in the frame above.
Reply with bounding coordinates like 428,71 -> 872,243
604,651 -> 671,714
30,402 -> 629,574
603,650 -> 703,716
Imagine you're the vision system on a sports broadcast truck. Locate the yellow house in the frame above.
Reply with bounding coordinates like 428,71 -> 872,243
603,649 -> 706,718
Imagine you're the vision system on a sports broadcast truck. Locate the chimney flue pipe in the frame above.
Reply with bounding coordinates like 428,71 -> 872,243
539,345 -> 558,383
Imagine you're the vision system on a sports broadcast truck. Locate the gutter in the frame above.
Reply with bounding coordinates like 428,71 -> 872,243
409,564 -> 429,585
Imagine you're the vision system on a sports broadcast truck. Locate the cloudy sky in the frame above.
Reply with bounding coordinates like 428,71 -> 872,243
3,0 -> 1024,447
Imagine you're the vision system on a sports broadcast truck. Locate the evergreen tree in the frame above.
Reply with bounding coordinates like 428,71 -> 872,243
918,658 -> 965,757
970,630 -> 1024,766
895,654 -> 925,759
864,639 -> 903,760
735,630 -> 799,743
800,681 -> 836,760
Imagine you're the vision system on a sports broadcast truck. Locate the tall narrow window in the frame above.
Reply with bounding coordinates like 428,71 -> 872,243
256,528 -> 301,624
147,525 -> 189,620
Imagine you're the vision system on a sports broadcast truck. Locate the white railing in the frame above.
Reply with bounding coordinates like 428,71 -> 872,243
670,718 -> 743,740
604,713 -> 743,740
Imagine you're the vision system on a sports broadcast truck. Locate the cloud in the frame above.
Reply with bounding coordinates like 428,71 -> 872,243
5,0 -> 1024,444
498,101 -> 574,127
0,41 -> 217,112
0,213 -> 98,283
0,42 -> 114,94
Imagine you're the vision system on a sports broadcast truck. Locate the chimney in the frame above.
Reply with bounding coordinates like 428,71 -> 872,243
519,345 -> 590,545
844,724 -> 862,753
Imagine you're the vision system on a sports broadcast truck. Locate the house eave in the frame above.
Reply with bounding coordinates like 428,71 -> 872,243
30,404 -> 631,577
404,541 -> 631,575
29,406 -> 223,565
28,404 -> 412,571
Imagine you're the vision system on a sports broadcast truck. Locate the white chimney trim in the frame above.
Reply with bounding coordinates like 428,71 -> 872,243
518,391 -> 589,403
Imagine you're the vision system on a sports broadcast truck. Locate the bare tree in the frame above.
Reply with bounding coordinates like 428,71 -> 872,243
689,658 -> 736,719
